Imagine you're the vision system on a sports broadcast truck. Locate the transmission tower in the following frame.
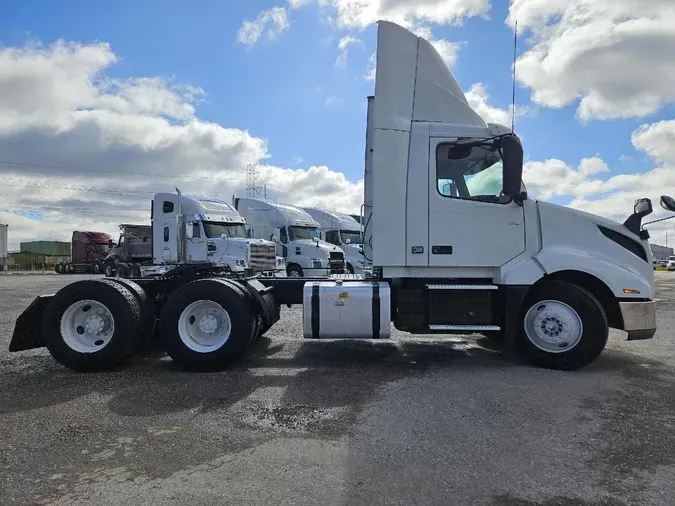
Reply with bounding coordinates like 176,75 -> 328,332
245,163 -> 262,198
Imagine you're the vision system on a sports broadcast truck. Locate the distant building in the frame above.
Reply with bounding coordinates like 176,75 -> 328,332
650,243 -> 673,261
20,240 -> 71,256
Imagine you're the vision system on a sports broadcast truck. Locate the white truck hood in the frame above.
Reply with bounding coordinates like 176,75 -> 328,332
293,239 -> 342,256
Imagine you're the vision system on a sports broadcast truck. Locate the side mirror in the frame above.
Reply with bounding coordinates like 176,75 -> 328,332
345,238 -> 351,244
660,196 -> 675,212
108,239 -> 113,248
634,198 -> 653,216
500,135 -> 524,198
624,197 -> 653,236
270,234 -> 278,242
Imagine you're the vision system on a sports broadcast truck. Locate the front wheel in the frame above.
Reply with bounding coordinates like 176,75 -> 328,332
516,281 -> 608,371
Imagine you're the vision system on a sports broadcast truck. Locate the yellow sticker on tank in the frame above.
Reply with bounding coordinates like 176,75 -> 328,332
338,292 -> 348,299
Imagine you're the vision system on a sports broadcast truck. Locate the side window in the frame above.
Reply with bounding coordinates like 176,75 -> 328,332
192,222 -> 201,239
436,142 -> 504,200
325,230 -> 340,245
163,227 -> 169,242
163,201 -> 174,213
279,227 -> 288,244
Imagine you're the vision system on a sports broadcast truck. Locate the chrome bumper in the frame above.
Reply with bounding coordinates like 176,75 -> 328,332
620,300 -> 657,340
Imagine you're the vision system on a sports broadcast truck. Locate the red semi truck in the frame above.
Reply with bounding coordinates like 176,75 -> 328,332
55,231 -> 115,275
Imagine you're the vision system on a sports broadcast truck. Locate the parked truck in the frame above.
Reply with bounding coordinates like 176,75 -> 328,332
102,192 -> 286,278
233,197 -> 346,277
301,207 -> 370,275
55,231 -> 114,274
10,21 -> 665,374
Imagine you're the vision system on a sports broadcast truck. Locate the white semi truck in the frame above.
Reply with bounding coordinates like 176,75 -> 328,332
103,191 -> 285,278
301,207 -> 370,275
233,197 -> 347,277
10,21 -> 666,374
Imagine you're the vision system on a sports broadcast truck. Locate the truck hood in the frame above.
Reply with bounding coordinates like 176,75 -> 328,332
537,201 -> 636,239
293,239 -> 343,256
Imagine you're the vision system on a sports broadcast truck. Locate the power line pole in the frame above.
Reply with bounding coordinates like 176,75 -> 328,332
245,163 -> 262,198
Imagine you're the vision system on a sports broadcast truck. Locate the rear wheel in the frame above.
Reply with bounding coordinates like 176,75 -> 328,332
287,265 -> 303,277
129,264 -> 142,278
104,261 -> 115,277
158,279 -> 255,371
42,279 -> 143,372
516,281 -> 608,371
115,263 -> 130,278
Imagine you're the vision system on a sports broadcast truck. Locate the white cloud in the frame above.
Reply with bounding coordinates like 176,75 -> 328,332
303,0 -> 491,30
237,7 -> 290,46
334,35 -> 363,67
465,83 -> 511,126
508,0 -> 675,120
631,120 -> 675,165
0,39 -> 363,249
324,95 -> 345,107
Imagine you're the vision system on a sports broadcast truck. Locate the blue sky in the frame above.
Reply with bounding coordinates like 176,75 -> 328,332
0,0 -> 662,180
0,0 -> 674,246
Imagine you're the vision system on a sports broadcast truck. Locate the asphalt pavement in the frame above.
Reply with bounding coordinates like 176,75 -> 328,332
1,273 -> 674,505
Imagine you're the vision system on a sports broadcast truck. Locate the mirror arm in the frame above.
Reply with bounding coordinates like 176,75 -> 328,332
642,215 -> 675,229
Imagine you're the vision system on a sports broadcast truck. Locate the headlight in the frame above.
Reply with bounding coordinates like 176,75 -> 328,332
234,258 -> 247,267
311,258 -> 322,268
277,257 -> 285,266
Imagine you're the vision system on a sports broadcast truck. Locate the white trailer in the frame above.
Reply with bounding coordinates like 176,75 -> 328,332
233,197 -> 346,277
10,21 -> 666,373
103,191 -> 286,278
301,207 -> 370,275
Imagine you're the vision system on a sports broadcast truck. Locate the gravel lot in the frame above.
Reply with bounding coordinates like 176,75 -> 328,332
1,273 -> 674,505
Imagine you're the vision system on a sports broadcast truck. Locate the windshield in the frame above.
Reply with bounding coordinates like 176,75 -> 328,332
203,221 -> 247,238
91,244 -> 111,253
289,226 -> 319,241
341,230 -> 361,245
437,142 -> 504,201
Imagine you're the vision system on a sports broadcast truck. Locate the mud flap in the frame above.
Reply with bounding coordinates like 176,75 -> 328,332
9,295 -> 54,352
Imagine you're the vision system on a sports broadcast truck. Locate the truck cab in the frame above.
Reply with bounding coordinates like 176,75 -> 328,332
56,231 -> 114,274
233,197 -> 346,277
301,207 -> 370,275
152,191 -> 282,275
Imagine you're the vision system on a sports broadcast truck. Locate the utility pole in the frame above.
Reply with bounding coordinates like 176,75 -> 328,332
245,163 -> 262,198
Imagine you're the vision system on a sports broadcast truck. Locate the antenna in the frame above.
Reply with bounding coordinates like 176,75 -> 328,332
511,20 -> 518,133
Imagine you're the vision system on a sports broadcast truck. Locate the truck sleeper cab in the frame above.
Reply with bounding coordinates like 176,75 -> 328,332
55,231 -> 114,275
8,20 -> 666,375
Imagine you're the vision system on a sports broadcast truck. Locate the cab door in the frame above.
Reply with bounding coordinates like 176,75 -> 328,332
427,137 -> 526,268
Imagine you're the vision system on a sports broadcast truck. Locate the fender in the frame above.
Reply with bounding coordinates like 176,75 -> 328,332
535,246 -> 653,298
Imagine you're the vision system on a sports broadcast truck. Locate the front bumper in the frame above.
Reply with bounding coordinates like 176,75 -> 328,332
620,300 -> 657,340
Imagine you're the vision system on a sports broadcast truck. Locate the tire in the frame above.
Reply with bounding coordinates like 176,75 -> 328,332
115,263 -> 130,278
287,265 -> 303,278
55,264 -> 61,274
105,277 -> 153,348
42,279 -> 143,372
129,264 -> 142,278
482,330 -> 504,342
158,278 -> 255,371
93,263 -> 102,275
104,261 -> 115,278
347,263 -> 355,274
516,281 -> 608,371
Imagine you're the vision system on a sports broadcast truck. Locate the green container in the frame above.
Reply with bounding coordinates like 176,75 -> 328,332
19,240 -> 71,256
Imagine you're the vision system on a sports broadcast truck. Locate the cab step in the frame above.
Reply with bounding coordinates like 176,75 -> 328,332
429,324 -> 501,331
426,284 -> 498,290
